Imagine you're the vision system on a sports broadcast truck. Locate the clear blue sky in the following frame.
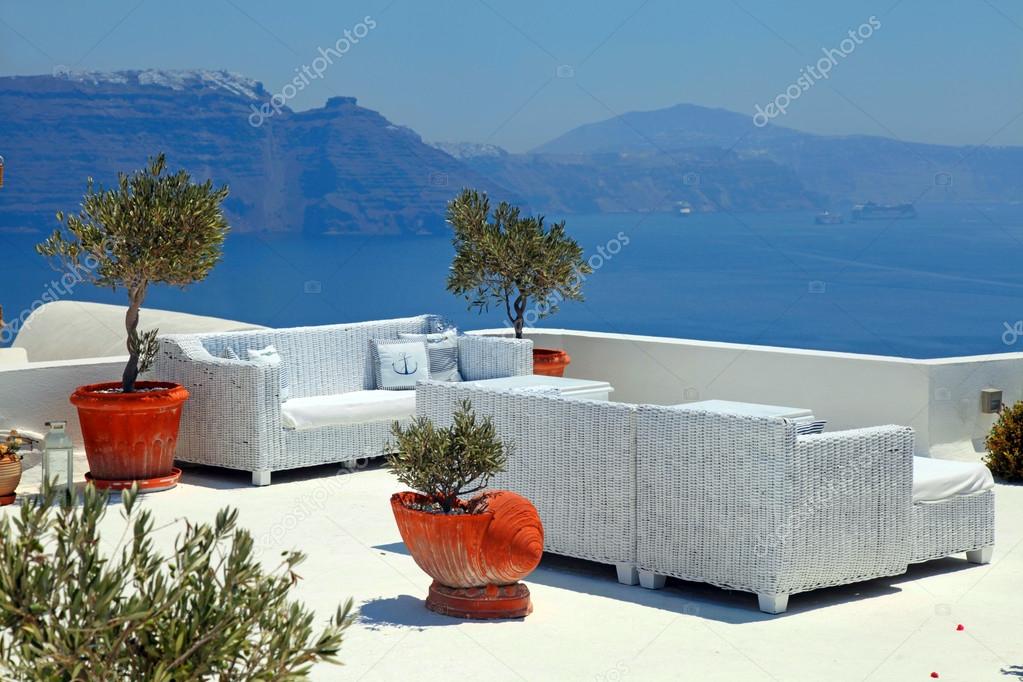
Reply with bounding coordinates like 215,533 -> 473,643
2,0 -> 1022,152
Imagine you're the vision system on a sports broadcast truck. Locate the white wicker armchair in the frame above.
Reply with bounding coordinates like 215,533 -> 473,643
635,406 -> 916,614
154,316 -> 532,485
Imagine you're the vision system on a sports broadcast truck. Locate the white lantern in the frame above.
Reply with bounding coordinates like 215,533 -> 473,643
42,420 -> 74,494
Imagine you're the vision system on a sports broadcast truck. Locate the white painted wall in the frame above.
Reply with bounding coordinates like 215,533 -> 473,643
0,356 -> 126,446
472,328 -> 1023,459
11,301 -> 264,362
4,325 -> 1017,460
0,348 -> 27,366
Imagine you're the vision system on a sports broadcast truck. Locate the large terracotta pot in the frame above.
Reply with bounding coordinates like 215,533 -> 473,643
0,458 -> 21,505
70,381 -> 188,492
390,490 -> 544,618
532,347 -> 570,377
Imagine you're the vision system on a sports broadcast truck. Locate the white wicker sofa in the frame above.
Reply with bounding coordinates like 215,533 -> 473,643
417,381 -> 996,614
154,315 -> 532,485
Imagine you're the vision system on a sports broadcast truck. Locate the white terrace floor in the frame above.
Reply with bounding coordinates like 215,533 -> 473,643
9,453 -> 1023,682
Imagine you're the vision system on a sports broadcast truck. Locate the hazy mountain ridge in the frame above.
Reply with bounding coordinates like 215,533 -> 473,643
528,103 -> 1023,205
1,73 -> 1017,236
0,71 -> 513,235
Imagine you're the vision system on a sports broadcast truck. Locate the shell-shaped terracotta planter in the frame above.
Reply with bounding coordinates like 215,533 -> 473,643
391,490 -> 544,618
70,381 -> 188,491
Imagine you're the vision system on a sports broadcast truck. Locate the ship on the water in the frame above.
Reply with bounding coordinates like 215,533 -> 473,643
814,211 -> 844,225
851,202 -> 917,221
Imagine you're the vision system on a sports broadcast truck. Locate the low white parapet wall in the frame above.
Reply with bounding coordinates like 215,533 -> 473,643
0,356 -> 127,446
471,328 -> 1022,458
4,326 -> 1016,460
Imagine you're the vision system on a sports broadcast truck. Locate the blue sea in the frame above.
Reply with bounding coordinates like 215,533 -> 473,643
4,205 -> 1023,359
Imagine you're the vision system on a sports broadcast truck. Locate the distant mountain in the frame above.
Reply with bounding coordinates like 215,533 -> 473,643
532,103 -> 800,154
3,73 -> 1017,232
0,70 -> 512,235
528,103 -> 1023,206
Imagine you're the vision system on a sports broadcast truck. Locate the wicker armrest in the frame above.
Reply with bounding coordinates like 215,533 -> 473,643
153,336 -> 285,471
458,335 -> 533,380
773,425 -> 915,589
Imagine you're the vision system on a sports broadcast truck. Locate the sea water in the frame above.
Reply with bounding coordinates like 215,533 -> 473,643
3,204 -> 1022,359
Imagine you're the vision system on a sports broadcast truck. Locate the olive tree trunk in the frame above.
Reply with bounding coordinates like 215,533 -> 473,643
122,284 -> 146,393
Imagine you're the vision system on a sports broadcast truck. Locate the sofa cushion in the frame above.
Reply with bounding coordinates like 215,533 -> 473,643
912,456 -> 994,503
399,329 -> 461,382
245,345 -> 291,399
281,390 -> 416,430
371,340 -> 430,390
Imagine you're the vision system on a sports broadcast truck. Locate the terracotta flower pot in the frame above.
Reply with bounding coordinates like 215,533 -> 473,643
390,490 -> 544,618
532,347 -> 571,377
0,458 -> 21,506
70,381 -> 188,492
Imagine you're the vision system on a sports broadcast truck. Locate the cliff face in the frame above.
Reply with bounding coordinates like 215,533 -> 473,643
0,71 -> 509,235
5,71 -> 1003,231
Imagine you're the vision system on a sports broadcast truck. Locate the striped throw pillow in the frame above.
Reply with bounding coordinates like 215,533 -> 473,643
794,419 -> 827,435
399,329 -> 462,382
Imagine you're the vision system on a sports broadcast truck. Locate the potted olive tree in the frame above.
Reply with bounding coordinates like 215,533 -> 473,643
446,189 -> 591,376
387,400 -> 544,618
37,154 -> 229,492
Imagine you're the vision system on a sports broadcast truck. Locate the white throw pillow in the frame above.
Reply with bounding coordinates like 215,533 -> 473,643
246,345 -> 291,400
398,329 -> 462,382
372,340 -> 430,390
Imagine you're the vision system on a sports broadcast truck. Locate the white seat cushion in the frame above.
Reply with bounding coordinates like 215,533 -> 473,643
912,456 -> 994,503
281,390 -> 415,430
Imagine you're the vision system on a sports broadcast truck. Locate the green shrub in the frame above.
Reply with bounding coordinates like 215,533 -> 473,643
387,399 -> 507,512
446,189 -> 591,339
0,485 -> 352,680
985,400 -> 1023,481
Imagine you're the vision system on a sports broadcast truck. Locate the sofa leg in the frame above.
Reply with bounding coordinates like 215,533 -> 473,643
638,570 -> 666,590
966,546 -> 993,564
758,593 -> 788,614
252,470 -> 271,486
615,563 -> 639,585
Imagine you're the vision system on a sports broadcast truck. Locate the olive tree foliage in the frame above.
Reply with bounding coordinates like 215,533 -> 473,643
0,484 -> 353,681
387,400 -> 508,513
446,189 -> 591,339
37,154 -> 230,392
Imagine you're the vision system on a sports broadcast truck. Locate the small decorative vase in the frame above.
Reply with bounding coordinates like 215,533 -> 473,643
390,490 -> 544,619
0,458 -> 22,506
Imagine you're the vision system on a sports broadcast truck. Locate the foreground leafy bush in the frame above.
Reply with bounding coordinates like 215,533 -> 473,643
985,400 -> 1023,481
0,485 -> 352,681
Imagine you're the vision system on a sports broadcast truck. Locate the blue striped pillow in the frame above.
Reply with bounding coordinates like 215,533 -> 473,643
399,330 -> 462,382
794,419 -> 827,435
